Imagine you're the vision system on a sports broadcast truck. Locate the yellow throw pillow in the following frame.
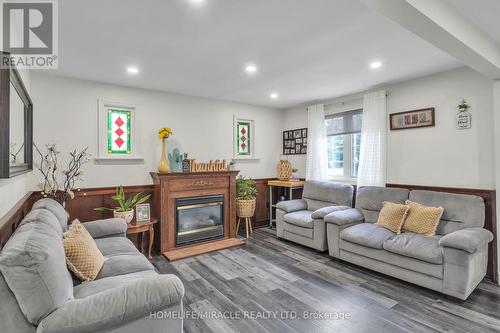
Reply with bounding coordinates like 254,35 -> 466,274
63,219 -> 105,282
402,200 -> 444,236
375,201 -> 410,234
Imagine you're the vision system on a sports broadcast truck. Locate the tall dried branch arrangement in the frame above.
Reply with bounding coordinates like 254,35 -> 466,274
34,143 -> 91,204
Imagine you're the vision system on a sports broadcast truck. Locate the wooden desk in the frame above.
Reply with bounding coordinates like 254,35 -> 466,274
267,180 -> 305,228
126,218 -> 158,259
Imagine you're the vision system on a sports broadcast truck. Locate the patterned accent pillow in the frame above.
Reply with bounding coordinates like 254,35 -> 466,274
375,201 -> 410,234
63,220 -> 105,281
402,200 -> 444,236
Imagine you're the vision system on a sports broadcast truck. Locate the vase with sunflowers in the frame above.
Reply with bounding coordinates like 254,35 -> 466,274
158,127 -> 172,172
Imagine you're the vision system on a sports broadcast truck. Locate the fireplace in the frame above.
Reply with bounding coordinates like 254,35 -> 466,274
151,171 -> 244,261
175,195 -> 224,245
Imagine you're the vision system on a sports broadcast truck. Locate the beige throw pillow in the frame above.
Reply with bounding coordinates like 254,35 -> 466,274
375,201 -> 409,234
402,200 -> 444,236
63,219 -> 105,281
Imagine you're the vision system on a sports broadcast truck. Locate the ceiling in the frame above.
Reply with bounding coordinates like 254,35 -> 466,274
50,0 -> 463,109
446,0 -> 500,45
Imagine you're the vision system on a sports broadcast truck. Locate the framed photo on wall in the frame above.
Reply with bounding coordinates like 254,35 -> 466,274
390,108 -> 435,130
283,128 -> 307,155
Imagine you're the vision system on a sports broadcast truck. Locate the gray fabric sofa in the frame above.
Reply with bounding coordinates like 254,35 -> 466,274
0,198 -> 184,333
325,186 -> 494,300
276,180 -> 353,251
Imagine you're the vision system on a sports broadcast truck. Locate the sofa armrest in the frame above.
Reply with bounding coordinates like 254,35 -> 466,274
439,228 -> 493,254
276,199 -> 308,213
37,274 -> 184,333
82,218 -> 128,239
324,208 -> 364,226
311,205 -> 351,219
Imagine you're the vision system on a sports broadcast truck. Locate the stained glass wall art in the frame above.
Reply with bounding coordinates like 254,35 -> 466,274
236,121 -> 251,156
107,109 -> 131,154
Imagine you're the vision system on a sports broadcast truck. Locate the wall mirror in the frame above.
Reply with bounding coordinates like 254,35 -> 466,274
0,52 -> 33,178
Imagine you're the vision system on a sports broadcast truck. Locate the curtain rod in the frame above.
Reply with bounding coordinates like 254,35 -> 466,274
324,91 -> 390,108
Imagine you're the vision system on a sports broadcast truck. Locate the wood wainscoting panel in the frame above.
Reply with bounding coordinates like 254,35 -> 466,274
387,183 -> 497,283
253,179 -> 270,227
0,192 -> 34,248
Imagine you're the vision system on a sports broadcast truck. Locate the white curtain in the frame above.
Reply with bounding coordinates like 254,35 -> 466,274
357,90 -> 387,188
306,104 -> 328,181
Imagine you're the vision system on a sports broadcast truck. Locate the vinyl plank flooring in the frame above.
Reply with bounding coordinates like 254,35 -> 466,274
153,228 -> 500,333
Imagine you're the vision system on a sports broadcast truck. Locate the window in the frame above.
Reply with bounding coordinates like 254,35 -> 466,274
325,109 -> 362,180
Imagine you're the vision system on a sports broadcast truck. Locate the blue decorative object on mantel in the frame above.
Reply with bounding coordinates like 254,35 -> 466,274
168,148 -> 183,172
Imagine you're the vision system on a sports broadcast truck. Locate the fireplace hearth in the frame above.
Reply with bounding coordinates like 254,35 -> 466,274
176,195 -> 224,245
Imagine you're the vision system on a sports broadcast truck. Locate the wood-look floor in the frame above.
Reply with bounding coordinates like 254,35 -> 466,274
151,228 -> 500,333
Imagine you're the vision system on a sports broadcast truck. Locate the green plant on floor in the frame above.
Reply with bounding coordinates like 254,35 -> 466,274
94,185 -> 151,212
236,176 -> 257,200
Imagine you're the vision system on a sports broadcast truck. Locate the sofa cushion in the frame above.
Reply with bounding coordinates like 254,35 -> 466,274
303,180 -> 353,208
284,210 -> 314,228
356,187 -> 410,223
96,254 -> 155,279
383,233 -> 443,264
311,205 -> 350,219
95,237 -> 139,257
283,222 -> 314,239
402,201 -> 444,236
63,220 -> 105,282
32,198 -> 68,232
408,190 -> 484,235
340,241 -> 443,278
0,223 -> 74,325
340,223 -> 395,249
19,209 -> 63,237
74,270 -> 158,299
0,272 -> 36,333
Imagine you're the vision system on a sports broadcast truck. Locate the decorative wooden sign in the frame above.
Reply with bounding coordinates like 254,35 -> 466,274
189,159 -> 228,172
390,108 -> 435,130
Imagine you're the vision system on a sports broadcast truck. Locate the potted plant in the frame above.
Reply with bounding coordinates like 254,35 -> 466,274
94,186 -> 151,224
236,176 -> 257,218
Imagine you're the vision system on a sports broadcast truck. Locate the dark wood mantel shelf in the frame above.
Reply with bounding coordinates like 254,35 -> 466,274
150,171 -> 244,261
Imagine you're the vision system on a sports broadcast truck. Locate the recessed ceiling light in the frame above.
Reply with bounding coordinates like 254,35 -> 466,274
370,61 -> 382,69
245,64 -> 258,74
270,92 -> 279,99
190,0 -> 204,4
127,66 -> 139,74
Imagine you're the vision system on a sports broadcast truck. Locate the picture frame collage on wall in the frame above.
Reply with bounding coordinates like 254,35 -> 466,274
283,128 -> 307,155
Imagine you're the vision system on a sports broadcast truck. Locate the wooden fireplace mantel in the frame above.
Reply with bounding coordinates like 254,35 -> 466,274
150,171 -> 244,260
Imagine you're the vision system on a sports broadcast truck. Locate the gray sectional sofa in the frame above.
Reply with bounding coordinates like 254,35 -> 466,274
0,198 -> 184,333
325,186 -> 494,300
276,180 -> 353,251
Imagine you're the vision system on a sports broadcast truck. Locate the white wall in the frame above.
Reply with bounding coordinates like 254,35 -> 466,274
283,67 -> 495,189
28,73 -> 284,189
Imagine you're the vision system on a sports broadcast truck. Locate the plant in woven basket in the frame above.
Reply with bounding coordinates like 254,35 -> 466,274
236,176 -> 257,218
236,176 -> 257,199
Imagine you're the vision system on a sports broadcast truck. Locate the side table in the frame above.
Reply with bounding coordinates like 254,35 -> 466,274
126,218 -> 158,259
267,180 -> 305,228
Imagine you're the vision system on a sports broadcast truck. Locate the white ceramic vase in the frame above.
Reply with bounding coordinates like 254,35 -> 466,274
114,210 -> 134,224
